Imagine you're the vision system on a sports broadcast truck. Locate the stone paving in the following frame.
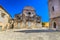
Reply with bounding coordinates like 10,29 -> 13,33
0,29 -> 60,40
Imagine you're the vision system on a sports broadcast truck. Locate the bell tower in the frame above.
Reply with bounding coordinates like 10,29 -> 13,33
49,0 -> 60,18
49,0 -> 60,30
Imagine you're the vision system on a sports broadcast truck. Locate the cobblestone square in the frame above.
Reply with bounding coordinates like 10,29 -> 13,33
0,29 -> 60,40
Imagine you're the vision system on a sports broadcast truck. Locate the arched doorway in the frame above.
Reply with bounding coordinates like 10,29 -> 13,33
18,23 -> 20,29
11,24 -> 14,29
28,21 -> 31,28
53,22 -> 56,28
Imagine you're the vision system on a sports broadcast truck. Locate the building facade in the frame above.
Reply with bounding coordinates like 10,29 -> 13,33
0,6 -> 11,30
49,0 -> 60,30
14,6 -> 42,29
0,6 -> 42,30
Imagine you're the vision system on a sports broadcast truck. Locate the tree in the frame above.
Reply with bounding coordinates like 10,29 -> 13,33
42,22 -> 45,27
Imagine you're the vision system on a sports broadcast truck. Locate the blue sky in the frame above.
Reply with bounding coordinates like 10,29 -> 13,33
0,0 -> 49,22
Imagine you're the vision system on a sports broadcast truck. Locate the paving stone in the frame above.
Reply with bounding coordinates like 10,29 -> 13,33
0,30 -> 60,40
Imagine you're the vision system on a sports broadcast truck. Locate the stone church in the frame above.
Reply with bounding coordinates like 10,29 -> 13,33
13,6 -> 42,29
0,5 -> 42,30
49,0 -> 60,30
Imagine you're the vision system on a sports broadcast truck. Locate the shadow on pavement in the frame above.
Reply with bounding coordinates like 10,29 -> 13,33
14,29 -> 60,33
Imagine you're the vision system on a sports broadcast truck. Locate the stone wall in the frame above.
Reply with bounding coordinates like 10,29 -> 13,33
49,17 -> 60,30
14,21 -> 42,29
0,6 -> 11,30
49,0 -> 60,18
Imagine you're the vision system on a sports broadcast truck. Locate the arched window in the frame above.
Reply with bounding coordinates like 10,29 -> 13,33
1,13 -> 6,18
52,6 -> 54,11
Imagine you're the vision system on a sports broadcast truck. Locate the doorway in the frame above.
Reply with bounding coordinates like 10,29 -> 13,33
53,22 -> 56,28
11,24 -> 14,29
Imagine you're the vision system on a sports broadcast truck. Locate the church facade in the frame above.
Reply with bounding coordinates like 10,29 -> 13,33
49,0 -> 60,30
0,6 -> 42,30
13,6 -> 42,29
